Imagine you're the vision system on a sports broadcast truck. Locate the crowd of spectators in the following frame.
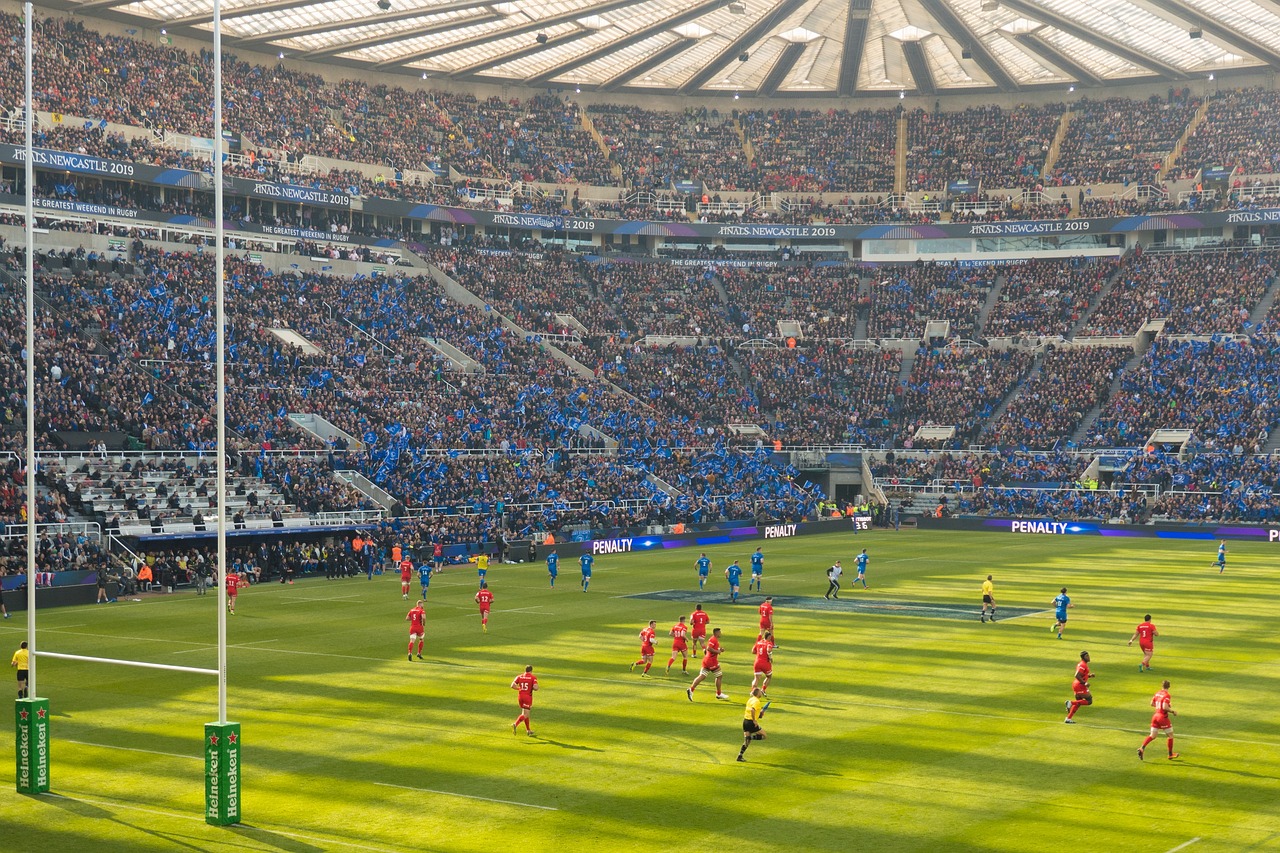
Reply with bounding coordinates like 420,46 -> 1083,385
982,257 -> 1118,340
741,108 -> 898,194
1083,335 -> 1280,452
867,263 -> 996,341
718,264 -> 864,341
906,104 -> 1062,191
1080,246 -> 1278,336
1174,87 -> 1280,179
1047,93 -> 1201,187
983,346 -> 1131,449
899,347 -> 1035,444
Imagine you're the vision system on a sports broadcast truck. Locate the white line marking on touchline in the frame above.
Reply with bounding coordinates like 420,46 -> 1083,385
374,781 -> 558,811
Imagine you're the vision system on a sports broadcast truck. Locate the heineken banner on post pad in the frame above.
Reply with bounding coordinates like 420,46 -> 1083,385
16,698 -> 50,794
205,722 -> 241,825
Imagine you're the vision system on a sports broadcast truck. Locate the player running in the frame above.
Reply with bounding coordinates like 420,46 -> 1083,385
1129,614 -> 1159,671
1138,680 -> 1178,760
749,547 -> 764,592
546,550 -> 558,588
695,553 -> 712,590
1052,587 -> 1072,639
825,561 -> 842,599
417,561 -> 433,599
737,687 -> 768,762
687,627 -> 728,701
1064,650 -> 1095,723
980,575 -> 996,622
473,552 -> 490,587
854,549 -> 869,589
758,597 -> 774,644
399,556 -> 414,600
750,631 -> 775,695
580,552 -> 593,591
726,560 -> 743,603
690,604 -> 710,655
667,615 -> 691,675
511,665 -> 538,736
631,620 -> 657,677
405,599 -> 426,660
1214,541 -> 1227,573
475,582 -> 494,632
225,570 -> 247,615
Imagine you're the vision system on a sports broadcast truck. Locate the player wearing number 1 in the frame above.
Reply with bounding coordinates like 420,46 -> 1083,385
511,665 -> 538,736
405,600 -> 425,660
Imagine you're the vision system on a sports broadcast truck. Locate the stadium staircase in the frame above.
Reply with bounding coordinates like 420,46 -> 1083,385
580,112 -> 623,183
895,343 -> 918,390
894,114 -> 908,194
1042,108 -> 1072,184
853,274 -> 870,340
1067,252 -> 1132,338
1070,344 -> 1149,446
974,272 -> 1008,337
333,469 -> 398,511
1246,271 -> 1280,328
979,349 -> 1044,440
1161,97 -> 1211,180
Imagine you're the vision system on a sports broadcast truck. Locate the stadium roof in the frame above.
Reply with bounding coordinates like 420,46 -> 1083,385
54,0 -> 1280,97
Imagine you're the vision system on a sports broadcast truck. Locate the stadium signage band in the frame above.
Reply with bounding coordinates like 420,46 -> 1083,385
919,517 -> 1279,543
10,142 -> 1280,240
763,523 -> 798,538
35,197 -> 139,219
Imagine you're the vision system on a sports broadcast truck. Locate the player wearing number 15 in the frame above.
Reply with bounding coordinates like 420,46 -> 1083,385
511,665 -> 538,736
405,600 -> 425,661
1129,615 -> 1159,671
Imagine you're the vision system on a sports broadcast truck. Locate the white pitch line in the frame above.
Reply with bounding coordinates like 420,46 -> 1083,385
1163,838 -> 1201,853
62,739 -> 199,762
374,781 -> 558,811
170,639 -> 280,655
277,594 -> 366,604
41,792 -> 408,853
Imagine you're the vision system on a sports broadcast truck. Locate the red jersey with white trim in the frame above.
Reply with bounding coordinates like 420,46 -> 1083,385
475,589 -> 494,610
406,606 -> 425,634
400,559 -> 413,581
513,672 -> 538,706
670,623 -> 689,650
701,635 -> 722,669
225,574 -> 244,597
1135,621 -> 1157,648
639,626 -> 657,653
690,610 -> 710,638
758,601 -> 774,628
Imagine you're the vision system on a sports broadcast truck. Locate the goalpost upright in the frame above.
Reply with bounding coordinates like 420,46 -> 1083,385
14,0 -> 241,826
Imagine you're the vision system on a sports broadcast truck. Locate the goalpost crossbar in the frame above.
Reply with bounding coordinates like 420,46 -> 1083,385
35,651 -> 219,677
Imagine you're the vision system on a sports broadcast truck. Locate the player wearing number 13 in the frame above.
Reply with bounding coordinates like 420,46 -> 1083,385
511,665 -> 538,736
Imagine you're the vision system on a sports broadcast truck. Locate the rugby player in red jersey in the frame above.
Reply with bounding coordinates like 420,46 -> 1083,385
399,557 -> 413,600
687,627 -> 728,701
511,665 -> 538,736
475,582 -> 494,632
405,599 -> 425,660
225,570 -> 247,615
1064,650 -> 1095,723
750,630 -> 775,696
758,597 -> 775,645
689,604 -> 710,655
667,615 -> 691,675
1138,680 -> 1178,760
631,620 -> 657,677
1128,614 -> 1159,671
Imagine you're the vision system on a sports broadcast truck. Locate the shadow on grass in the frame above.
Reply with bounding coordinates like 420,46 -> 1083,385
526,737 -> 606,752
1174,759 -> 1277,781
40,792 -> 215,853
230,824 -> 325,852
743,760 -> 843,777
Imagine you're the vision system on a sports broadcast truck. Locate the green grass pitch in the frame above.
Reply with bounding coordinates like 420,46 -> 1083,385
2,529 -> 1278,853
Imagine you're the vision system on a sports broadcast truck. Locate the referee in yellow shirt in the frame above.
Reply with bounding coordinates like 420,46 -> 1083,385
11,641 -> 29,699
981,574 -> 997,623
737,687 -> 768,762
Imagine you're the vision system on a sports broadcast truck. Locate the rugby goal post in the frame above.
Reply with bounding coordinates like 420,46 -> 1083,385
15,1 -> 241,826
